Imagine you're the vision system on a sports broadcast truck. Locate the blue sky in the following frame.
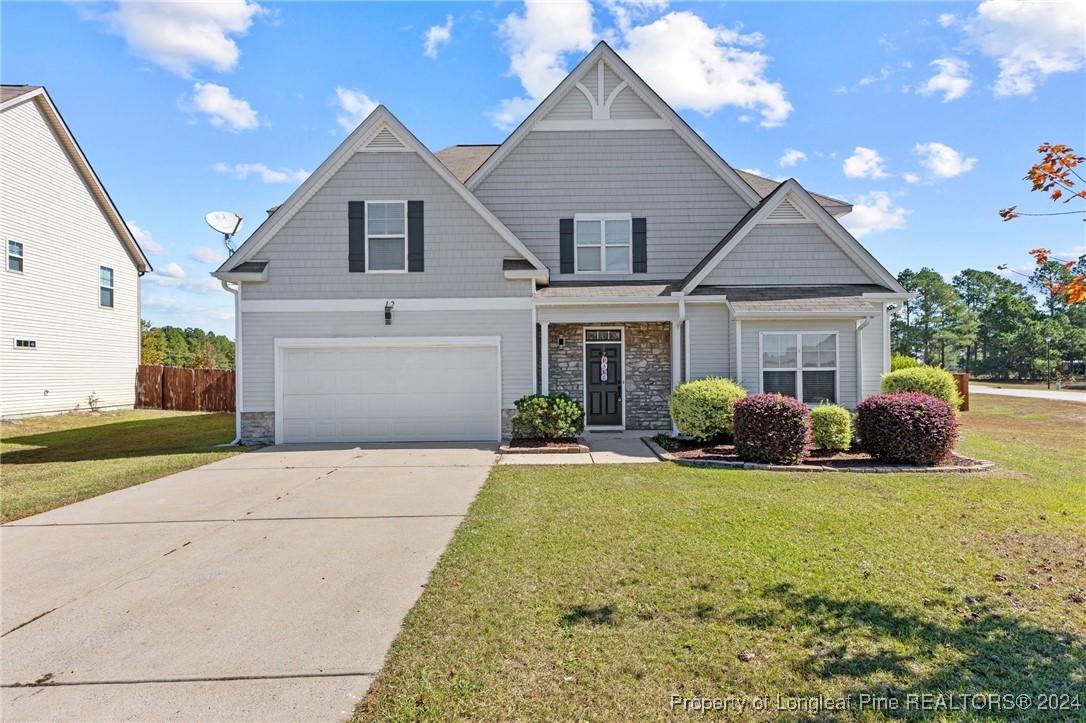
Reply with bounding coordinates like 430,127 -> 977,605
3,1 -> 1083,338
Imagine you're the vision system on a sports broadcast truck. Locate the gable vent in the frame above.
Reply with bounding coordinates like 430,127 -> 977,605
766,198 -> 807,223
364,126 -> 407,151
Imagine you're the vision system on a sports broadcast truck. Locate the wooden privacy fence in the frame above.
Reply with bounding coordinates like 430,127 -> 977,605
137,365 -> 235,412
953,372 -> 970,412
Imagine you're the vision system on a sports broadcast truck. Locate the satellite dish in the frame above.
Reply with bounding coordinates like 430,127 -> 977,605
205,211 -> 244,252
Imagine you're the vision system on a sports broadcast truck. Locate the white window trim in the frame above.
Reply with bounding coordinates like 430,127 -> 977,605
99,265 -> 115,309
7,240 -> 23,273
364,200 -> 408,274
573,213 -> 632,274
758,331 -> 840,405
582,326 -> 626,430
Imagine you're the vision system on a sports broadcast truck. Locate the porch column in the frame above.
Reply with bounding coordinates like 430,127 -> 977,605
670,321 -> 681,389
540,322 -> 550,395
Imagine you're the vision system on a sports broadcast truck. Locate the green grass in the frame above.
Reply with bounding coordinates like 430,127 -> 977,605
1,409 -> 244,522
358,395 -> 1086,721
972,380 -> 1086,392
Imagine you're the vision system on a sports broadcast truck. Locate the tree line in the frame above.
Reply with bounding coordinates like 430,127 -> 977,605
892,257 -> 1086,380
140,320 -> 235,371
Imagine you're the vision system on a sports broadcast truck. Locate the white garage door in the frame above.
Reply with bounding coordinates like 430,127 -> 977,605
278,340 -> 500,443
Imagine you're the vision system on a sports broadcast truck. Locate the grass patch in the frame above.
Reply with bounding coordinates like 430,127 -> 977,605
357,395 -> 1085,721
1,409 -> 243,522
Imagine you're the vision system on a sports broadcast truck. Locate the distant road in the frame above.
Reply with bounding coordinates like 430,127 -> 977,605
970,385 -> 1086,403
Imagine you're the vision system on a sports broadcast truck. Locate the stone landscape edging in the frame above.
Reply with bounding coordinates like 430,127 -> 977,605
499,438 -> 590,454
641,437 -> 995,473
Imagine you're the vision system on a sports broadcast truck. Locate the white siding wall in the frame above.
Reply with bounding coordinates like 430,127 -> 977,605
473,130 -> 752,280
240,309 -> 533,412
609,88 -> 657,119
738,319 -> 861,408
549,89 -> 593,120
243,152 -> 533,300
0,99 -> 139,417
686,303 -> 731,380
860,304 -> 888,400
704,223 -> 877,286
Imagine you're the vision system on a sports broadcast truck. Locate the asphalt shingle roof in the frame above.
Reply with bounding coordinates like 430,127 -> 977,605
536,281 -> 680,298
694,284 -> 890,313
0,85 -> 42,104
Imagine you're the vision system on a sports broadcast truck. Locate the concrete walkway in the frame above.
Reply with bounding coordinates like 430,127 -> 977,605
497,431 -> 659,465
970,385 -> 1086,403
1,443 -> 496,722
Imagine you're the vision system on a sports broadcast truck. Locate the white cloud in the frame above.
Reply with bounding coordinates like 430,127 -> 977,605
160,262 -> 185,278
143,295 -> 235,322
601,0 -> 669,35
778,149 -> 806,168
904,172 -> 921,184
335,87 -> 379,132
214,161 -> 309,183
127,221 -> 164,255
190,82 -> 259,131
424,15 -> 454,59
859,66 -> 892,86
914,142 -> 977,179
621,11 -> 792,127
843,147 -> 889,180
189,246 -> 226,265
841,192 -> 910,238
937,13 -> 957,28
143,274 -> 224,295
97,0 -> 264,77
965,0 -> 1085,96
490,0 -> 596,130
917,57 -> 972,102
737,167 -> 764,176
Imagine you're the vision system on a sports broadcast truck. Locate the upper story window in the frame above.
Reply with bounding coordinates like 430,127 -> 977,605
366,201 -> 407,272
761,332 -> 837,404
7,240 -> 23,272
575,214 -> 631,273
99,266 -> 114,308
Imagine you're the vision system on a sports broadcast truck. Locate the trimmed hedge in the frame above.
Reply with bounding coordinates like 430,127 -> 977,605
511,393 -> 585,439
856,392 -> 958,465
881,366 -> 963,411
810,403 -> 852,451
668,377 -> 747,441
890,354 -> 920,371
733,394 -> 811,465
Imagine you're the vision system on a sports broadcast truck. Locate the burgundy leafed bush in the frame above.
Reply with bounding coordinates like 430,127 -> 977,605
733,393 -> 812,465
856,392 -> 958,465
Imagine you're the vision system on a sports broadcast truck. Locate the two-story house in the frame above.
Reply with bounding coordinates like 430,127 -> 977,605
214,43 -> 909,445
1,85 -> 150,418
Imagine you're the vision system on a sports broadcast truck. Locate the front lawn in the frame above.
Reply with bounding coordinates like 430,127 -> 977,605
358,395 -> 1085,721
1,409 -> 243,522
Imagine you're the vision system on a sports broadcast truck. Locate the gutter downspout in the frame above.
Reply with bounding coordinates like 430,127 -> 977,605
221,280 -> 242,445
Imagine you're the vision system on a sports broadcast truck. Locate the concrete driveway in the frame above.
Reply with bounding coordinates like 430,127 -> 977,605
1,443 -> 496,722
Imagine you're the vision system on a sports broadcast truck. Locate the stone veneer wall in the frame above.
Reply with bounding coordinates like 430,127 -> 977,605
546,322 -> 671,430
241,411 -> 275,445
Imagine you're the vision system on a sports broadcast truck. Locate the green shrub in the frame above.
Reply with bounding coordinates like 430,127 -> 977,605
890,354 -> 920,371
810,403 -> 852,451
881,366 -> 963,411
511,393 -> 585,439
667,377 -> 747,440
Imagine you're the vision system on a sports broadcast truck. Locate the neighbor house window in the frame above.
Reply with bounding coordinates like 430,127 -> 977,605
575,214 -> 631,273
366,201 -> 407,272
7,241 -> 23,272
99,266 -> 114,308
761,332 -> 837,404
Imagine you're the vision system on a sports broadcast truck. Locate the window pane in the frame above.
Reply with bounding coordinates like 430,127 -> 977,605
100,287 -> 114,307
605,219 -> 630,245
763,370 -> 797,398
605,246 -> 630,272
577,246 -> 601,271
8,256 -> 22,272
762,334 -> 797,368
368,238 -> 405,270
100,267 -> 113,286
802,333 -> 836,368
803,371 -> 836,404
576,220 -> 601,245
8,240 -> 22,256
368,203 -> 404,235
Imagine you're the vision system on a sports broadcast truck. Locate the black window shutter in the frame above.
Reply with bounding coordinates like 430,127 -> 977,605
407,200 -> 424,272
632,217 -> 647,273
559,218 -> 574,274
348,201 -> 365,272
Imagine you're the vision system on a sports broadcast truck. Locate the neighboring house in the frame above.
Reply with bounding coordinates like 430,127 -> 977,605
214,43 -> 909,445
1,85 -> 150,418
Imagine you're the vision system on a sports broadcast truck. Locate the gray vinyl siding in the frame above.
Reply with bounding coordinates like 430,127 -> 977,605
240,308 -> 532,411
243,152 -> 532,300
549,89 -> 593,120
860,305 -> 887,399
703,223 -> 878,286
0,99 -> 139,417
609,88 -> 656,119
602,63 -> 622,101
738,320 -> 860,408
686,303 -> 731,380
473,130 -> 752,280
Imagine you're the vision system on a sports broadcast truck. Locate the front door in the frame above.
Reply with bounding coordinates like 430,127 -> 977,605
586,342 -> 622,426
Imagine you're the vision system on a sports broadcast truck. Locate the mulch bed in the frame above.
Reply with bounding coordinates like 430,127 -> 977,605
656,436 -> 989,471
